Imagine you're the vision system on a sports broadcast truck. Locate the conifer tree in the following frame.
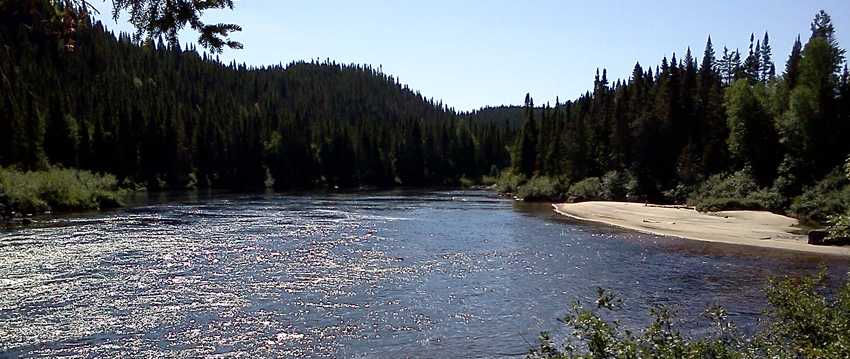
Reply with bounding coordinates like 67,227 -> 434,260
513,94 -> 538,177
760,32 -> 775,81
744,34 -> 762,84
697,37 -> 728,176
785,36 -> 803,90
725,79 -> 778,185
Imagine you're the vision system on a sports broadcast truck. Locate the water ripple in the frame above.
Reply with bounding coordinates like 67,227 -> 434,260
1,190 -> 847,358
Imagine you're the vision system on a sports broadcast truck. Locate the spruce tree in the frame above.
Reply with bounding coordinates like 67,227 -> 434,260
513,94 -> 538,178
760,32 -> 774,81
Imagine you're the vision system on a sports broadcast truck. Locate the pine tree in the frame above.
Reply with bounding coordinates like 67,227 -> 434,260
719,47 -> 741,85
785,36 -> 803,89
743,34 -> 762,84
697,36 -> 728,176
513,94 -> 538,177
760,32 -> 774,81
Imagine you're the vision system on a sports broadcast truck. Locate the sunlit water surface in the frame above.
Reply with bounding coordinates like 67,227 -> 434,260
1,190 -> 848,358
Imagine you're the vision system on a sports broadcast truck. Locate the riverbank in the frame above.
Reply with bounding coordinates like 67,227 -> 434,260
554,201 -> 850,256
0,166 -> 122,217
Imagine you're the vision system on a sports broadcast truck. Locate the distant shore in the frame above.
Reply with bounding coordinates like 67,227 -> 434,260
554,201 -> 850,256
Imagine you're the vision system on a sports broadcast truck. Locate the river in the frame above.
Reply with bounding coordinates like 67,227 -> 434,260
1,190 -> 848,358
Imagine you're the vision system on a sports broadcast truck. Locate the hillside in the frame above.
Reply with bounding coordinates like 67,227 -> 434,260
0,9 -> 514,190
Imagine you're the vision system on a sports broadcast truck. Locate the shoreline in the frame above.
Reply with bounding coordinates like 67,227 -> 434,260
553,201 -> 850,256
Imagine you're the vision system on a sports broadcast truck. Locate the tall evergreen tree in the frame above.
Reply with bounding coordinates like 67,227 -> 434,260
785,36 -> 803,90
760,32 -> 775,81
513,94 -> 538,177
743,34 -> 762,84
697,37 -> 728,176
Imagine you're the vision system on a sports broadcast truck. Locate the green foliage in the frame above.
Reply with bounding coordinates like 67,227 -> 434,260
528,271 -> 850,359
757,270 -> 850,358
695,197 -> 765,212
481,175 -> 498,186
5,0 -> 243,53
109,0 -> 243,52
567,177 -> 602,202
790,166 -> 850,225
686,167 -> 792,212
688,168 -> 772,211
5,5 -> 850,227
0,10 -> 515,191
458,174 -> 499,188
662,184 -> 693,204
724,79 -> 779,184
689,169 -> 756,200
776,12 -> 848,186
0,166 -> 122,214
746,180 -> 790,212
486,11 -> 847,216
459,175 -> 477,188
600,170 -> 636,201
512,94 -> 538,178
826,214 -> 850,241
528,288 -> 746,359
825,158 -> 850,238
517,176 -> 562,201
496,169 -> 527,194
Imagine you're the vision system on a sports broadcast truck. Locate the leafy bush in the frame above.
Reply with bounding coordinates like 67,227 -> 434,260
496,169 -> 527,193
686,168 -> 780,212
747,176 -> 792,212
662,183 -> 694,204
826,214 -> 850,242
0,166 -> 122,214
823,158 -> 850,238
517,176 -> 562,201
459,174 -> 499,187
790,167 -> 850,225
600,170 -> 635,201
688,168 -> 760,204
567,177 -> 601,202
529,288 -> 745,359
481,175 -> 498,186
459,175 -> 477,187
528,270 -> 850,359
695,197 -> 765,212
757,270 -> 850,358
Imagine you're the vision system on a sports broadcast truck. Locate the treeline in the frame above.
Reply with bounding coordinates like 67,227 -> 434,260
0,3 -> 514,192
3,2 -> 850,225
503,11 -> 850,223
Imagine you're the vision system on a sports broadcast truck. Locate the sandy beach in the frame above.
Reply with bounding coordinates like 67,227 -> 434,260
554,201 -> 850,256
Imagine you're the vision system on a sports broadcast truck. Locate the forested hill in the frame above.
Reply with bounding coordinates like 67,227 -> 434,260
469,106 -> 544,127
0,13 -> 514,190
4,3 -> 850,227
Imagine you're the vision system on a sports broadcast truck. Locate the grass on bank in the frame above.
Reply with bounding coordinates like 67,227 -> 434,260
0,166 -> 123,215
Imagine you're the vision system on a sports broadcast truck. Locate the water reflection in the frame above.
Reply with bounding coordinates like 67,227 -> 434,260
0,190 -> 847,358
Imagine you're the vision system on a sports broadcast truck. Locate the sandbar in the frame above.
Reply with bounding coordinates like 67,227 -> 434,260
553,201 -> 850,256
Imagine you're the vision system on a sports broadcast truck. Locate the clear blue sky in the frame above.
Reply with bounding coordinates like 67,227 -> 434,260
92,1 -> 848,112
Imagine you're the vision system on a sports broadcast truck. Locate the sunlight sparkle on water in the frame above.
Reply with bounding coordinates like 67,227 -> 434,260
1,191 -> 846,358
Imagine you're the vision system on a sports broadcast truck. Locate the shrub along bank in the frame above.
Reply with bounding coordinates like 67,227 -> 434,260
528,270 -> 850,359
0,166 -> 123,217
500,162 -> 850,235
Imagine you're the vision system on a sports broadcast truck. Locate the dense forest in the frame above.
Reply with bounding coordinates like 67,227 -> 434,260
0,3 -> 514,194
2,2 -> 850,229
497,11 -> 850,227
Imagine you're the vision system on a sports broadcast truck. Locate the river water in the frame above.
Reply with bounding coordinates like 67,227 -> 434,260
1,190 -> 848,358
